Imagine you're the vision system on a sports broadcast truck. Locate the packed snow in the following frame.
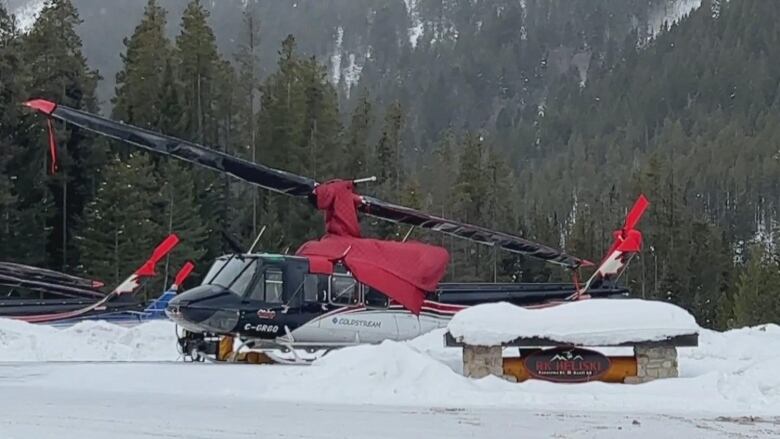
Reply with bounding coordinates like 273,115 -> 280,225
0,318 -> 178,361
1,316 -> 779,415
447,299 -> 700,346
0,317 -> 779,436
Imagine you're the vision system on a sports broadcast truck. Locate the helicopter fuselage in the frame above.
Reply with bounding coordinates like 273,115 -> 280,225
166,254 -> 629,349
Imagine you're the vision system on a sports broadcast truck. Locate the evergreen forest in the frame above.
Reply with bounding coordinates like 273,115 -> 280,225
1,0 -> 779,329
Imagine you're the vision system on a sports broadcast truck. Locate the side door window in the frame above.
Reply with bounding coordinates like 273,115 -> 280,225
365,287 -> 389,309
329,274 -> 361,306
303,274 -> 322,303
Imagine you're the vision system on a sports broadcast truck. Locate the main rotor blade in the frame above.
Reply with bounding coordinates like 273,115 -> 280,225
360,196 -> 587,268
25,100 -> 585,269
623,194 -> 649,231
26,100 -> 316,197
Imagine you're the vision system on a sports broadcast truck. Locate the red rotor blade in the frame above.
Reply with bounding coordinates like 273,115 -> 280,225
173,261 -> 195,287
624,194 -> 650,230
135,234 -> 180,277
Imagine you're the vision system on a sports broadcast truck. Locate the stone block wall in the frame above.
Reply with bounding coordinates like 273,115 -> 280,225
625,344 -> 679,384
462,345 -> 503,378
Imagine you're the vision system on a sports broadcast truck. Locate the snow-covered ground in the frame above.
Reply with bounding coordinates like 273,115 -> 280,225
1,318 -> 779,438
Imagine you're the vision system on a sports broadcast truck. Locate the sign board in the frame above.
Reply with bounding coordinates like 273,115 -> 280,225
524,347 -> 611,383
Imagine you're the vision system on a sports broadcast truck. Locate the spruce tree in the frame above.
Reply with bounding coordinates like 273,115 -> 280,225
234,6 -> 262,239
732,245 -> 780,327
256,35 -> 306,250
175,0 -> 231,258
371,101 -> 404,239
156,162 -> 209,286
157,59 -> 185,137
21,0 -> 100,270
255,35 -> 343,249
176,0 -> 221,144
112,0 -> 171,129
375,101 -> 403,197
343,90 -> 373,179
451,133 -> 488,280
77,153 -> 162,288
0,5 -> 28,261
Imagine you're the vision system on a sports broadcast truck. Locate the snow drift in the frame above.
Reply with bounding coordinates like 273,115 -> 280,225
0,317 -> 778,416
0,318 -> 178,361
447,299 -> 700,346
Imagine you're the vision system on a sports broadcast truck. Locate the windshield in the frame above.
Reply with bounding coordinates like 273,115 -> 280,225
202,257 -> 258,295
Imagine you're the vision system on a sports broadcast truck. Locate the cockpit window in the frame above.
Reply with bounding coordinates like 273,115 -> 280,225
246,268 -> 284,303
203,258 -> 257,296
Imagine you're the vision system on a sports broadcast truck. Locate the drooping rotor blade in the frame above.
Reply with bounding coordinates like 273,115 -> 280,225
359,196 -> 587,268
25,99 -> 586,269
0,261 -> 104,292
23,99 -> 316,197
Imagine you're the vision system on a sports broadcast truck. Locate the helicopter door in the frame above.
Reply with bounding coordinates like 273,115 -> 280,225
393,305 -> 422,339
324,275 -> 397,343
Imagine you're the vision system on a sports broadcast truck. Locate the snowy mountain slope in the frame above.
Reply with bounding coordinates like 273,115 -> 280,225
8,0 -> 703,111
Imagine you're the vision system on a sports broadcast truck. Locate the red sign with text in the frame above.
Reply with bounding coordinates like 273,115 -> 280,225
524,347 -> 611,383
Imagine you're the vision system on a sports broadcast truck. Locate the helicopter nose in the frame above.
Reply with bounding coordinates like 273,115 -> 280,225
166,284 -> 241,334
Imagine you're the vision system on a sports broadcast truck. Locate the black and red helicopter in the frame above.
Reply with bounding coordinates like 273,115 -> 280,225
25,99 -> 648,363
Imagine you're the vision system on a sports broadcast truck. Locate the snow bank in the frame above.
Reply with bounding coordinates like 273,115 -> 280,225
448,299 -> 699,346
289,325 -> 780,414
11,325 -> 778,416
0,318 -> 179,361
1,317 -> 779,416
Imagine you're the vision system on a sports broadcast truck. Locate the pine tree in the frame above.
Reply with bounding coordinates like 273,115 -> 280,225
156,162 -> 209,286
254,35 -> 343,249
0,5 -> 28,261
233,6 -> 262,239
21,0 -> 101,270
112,0 -> 171,129
342,90 -> 373,178
175,0 -> 231,258
176,0 -> 221,144
157,59 -> 185,137
371,101 -> 404,239
256,35 -> 308,249
77,153 -> 162,288
732,245 -> 780,327
450,133 -> 488,280
375,101 -> 403,197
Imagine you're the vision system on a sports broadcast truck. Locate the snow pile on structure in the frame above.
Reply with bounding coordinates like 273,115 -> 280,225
447,299 -> 699,346
0,318 -> 179,361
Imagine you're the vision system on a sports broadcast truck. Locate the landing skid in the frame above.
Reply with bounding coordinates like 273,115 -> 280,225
175,326 -> 220,362
254,347 -> 332,365
175,324 -> 364,365
231,329 -> 339,365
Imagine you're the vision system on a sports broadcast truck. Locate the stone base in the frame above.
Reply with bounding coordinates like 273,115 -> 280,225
463,345 -> 503,378
629,344 -> 678,383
